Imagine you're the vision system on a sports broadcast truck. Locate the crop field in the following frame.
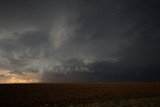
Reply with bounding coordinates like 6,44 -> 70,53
0,83 -> 160,107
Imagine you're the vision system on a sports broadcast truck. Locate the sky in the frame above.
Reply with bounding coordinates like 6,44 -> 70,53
0,0 -> 160,83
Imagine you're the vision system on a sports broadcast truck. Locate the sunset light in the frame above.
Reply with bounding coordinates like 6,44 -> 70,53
0,69 -> 39,83
0,0 -> 160,106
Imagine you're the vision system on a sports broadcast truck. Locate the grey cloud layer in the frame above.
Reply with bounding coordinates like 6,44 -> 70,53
0,0 -> 160,82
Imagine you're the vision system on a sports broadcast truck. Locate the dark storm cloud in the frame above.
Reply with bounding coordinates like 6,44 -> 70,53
0,0 -> 160,82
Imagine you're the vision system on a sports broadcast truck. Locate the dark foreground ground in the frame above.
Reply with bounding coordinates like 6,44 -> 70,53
0,83 -> 160,107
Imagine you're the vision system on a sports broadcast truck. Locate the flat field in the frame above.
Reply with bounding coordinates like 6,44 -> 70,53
0,83 -> 160,107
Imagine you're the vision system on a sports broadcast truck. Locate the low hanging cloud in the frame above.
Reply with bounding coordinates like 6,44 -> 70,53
0,0 -> 160,82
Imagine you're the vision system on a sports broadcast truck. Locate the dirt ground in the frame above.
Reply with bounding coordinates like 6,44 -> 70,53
0,83 -> 160,107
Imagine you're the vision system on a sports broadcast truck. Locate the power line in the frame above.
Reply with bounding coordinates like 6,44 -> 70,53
86,0 -> 157,26
86,0 -> 136,19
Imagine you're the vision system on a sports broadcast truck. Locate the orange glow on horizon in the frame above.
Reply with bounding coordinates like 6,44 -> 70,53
0,69 -> 40,83
5,77 -> 39,83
